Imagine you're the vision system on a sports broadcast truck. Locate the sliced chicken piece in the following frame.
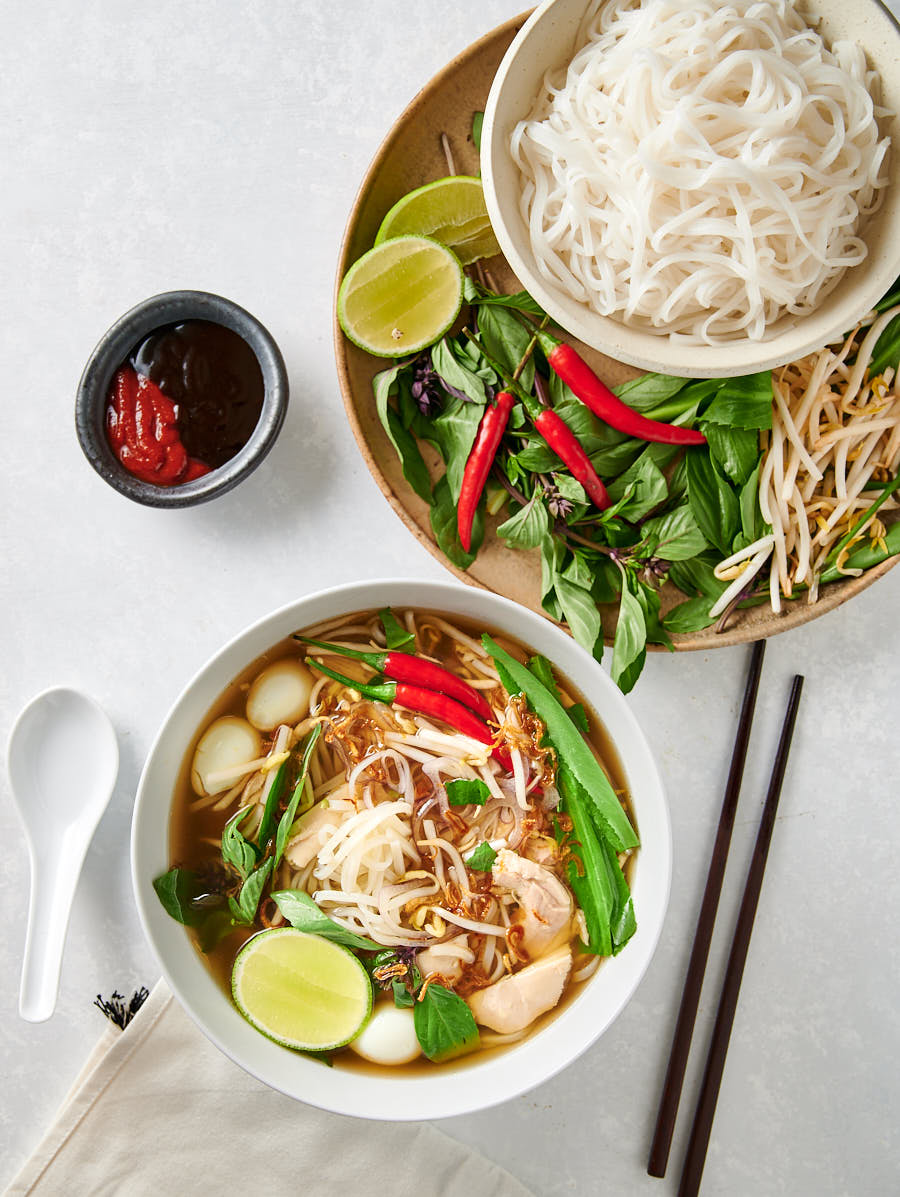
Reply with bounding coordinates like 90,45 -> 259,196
417,936 -> 469,984
284,803 -> 343,868
467,946 -> 572,1034
492,848 -> 573,958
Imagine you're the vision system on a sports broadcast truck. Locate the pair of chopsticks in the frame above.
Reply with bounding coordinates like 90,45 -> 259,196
648,640 -> 804,1196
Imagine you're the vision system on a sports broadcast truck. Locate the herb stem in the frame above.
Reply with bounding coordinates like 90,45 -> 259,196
823,472 -> 900,567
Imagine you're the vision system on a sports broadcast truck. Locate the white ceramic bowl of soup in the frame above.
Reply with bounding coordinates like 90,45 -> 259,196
131,578 -> 671,1120
481,0 -> 900,378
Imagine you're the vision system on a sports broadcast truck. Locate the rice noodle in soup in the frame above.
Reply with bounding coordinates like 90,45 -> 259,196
163,608 -> 637,1069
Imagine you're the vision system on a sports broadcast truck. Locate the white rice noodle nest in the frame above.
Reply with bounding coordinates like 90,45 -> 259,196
511,0 -> 891,344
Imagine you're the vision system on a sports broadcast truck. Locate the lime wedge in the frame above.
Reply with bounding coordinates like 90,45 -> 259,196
338,235 -> 464,358
232,928 -> 372,1051
375,176 -> 501,266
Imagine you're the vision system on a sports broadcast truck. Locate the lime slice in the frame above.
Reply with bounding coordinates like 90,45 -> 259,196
375,176 -> 501,266
338,235 -> 464,358
232,928 -> 372,1051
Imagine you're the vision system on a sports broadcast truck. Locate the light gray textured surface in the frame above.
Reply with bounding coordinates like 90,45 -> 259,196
1,2 -> 898,1194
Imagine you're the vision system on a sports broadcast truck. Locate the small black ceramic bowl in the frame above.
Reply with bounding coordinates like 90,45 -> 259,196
75,290 -> 288,508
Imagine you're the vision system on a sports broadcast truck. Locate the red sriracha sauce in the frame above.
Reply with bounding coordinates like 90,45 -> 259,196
106,368 -> 210,486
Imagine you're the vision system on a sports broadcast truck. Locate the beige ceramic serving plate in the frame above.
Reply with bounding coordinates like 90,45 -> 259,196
333,12 -> 898,651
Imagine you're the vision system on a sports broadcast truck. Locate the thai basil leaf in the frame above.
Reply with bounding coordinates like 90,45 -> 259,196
153,868 -> 221,927
446,778 -> 490,806
392,980 -> 416,1008
610,581 -> 647,695
430,473 -> 482,568
471,110 -> 484,152
591,556 -> 622,605
379,608 -> 414,650
701,372 -> 773,430
477,304 -> 535,392
686,448 -> 740,555
513,440 -> 561,473
554,571 -> 604,659
635,580 -> 672,650
666,454 -> 689,505
272,889 -> 381,951
589,439 -> 646,478
431,338 -> 487,405
551,473 -> 588,506
667,553 -> 726,599
703,423 -> 760,487
221,807 -> 258,881
642,504 -> 708,561
650,377 -> 723,421
484,636 -> 638,850
413,983 -> 480,1062
465,841 -> 498,872
372,366 -> 433,503
613,372 -> 691,411
229,858 -> 273,926
496,492 -> 550,550
466,287 -> 545,317
607,451 -> 669,520
274,725 -> 323,870
739,460 -> 768,544
663,595 -> 718,634
560,549 -> 593,590
539,535 -> 564,621
539,540 -> 603,658
450,337 -> 497,384
196,910 -> 239,953
432,397 -> 484,504
258,752 -> 291,849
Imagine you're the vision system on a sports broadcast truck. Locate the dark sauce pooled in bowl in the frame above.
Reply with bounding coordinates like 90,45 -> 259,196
131,320 -> 264,469
105,319 -> 265,487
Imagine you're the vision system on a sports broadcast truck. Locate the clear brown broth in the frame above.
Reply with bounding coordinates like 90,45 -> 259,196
168,609 -> 636,1070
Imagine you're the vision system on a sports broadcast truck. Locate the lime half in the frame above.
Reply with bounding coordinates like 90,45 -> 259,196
232,928 -> 372,1051
337,235 -> 464,358
375,176 -> 501,266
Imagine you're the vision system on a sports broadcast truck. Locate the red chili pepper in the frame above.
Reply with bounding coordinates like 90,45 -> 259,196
294,636 -> 494,723
457,390 -> 515,552
310,660 -> 512,772
536,332 -> 706,446
534,408 -> 612,509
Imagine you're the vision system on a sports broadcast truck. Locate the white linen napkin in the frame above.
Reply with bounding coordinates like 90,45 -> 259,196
6,981 -> 532,1197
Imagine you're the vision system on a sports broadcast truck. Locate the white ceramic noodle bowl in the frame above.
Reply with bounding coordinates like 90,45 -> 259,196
131,580 -> 671,1120
481,0 -> 900,378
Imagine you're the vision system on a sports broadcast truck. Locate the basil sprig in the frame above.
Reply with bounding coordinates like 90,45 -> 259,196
413,984 -> 480,1062
445,778 -> 490,807
272,890 -> 381,952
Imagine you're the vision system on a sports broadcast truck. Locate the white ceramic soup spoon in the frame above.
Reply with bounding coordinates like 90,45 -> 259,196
7,687 -> 119,1022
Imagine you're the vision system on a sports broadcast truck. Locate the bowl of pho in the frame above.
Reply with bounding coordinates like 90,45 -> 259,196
132,579 -> 670,1119
481,0 -> 900,378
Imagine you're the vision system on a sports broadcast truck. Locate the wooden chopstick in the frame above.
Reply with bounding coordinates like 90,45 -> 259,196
648,639 -> 766,1178
677,674 -> 805,1197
